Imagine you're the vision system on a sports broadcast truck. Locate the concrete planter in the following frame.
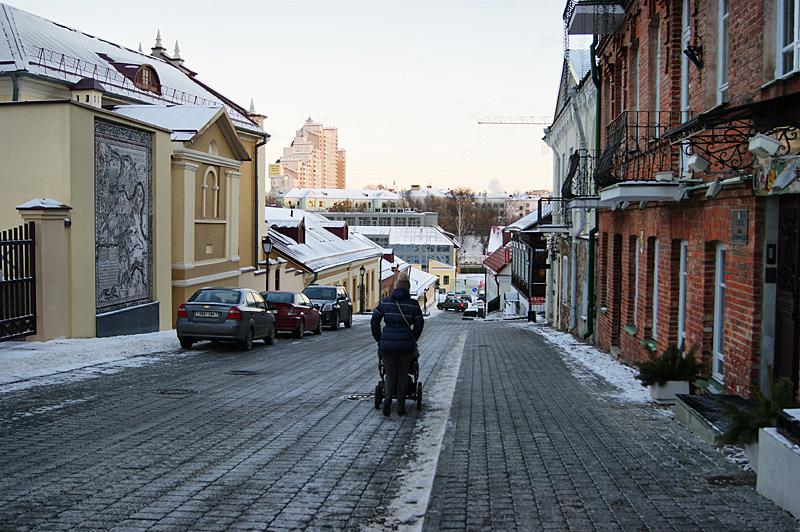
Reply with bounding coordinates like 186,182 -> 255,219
649,381 -> 690,405
745,441 -> 759,473
756,427 -> 800,519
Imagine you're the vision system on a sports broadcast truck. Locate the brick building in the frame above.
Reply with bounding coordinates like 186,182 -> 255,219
568,0 -> 800,398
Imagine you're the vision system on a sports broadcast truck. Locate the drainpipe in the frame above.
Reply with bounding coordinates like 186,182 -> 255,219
11,72 -> 20,101
254,137 -> 268,268
584,34 -> 601,340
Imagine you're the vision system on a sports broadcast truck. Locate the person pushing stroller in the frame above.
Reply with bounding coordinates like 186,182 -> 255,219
371,270 -> 424,416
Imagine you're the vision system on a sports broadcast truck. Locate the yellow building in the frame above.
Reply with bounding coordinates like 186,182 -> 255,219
0,4 -> 269,339
427,259 -> 456,294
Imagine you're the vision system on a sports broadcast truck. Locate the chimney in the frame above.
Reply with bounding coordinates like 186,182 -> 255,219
151,30 -> 167,58
70,78 -> 106,109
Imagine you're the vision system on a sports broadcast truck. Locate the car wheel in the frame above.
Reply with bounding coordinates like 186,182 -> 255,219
294,320 -> 305,339
240,328 -> 254,351
331,312 -> 340,331
313,318 -> 322,335
344,312 -> 352,329
179,337 -> 193,350
264,326 -> 276,345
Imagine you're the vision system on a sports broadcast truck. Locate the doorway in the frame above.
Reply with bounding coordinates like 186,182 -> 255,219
776,195 -> 800,397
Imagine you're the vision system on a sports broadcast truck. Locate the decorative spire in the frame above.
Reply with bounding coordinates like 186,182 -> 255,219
173,41 -> 181,59
249,98 -> 256,114
155,30 -> 163,49
137,42 -> 142,53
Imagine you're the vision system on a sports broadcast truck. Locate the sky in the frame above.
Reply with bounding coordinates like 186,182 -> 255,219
10,0 -> 567,193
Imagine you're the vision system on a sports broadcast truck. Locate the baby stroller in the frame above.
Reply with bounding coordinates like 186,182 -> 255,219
374,348 -> 423,411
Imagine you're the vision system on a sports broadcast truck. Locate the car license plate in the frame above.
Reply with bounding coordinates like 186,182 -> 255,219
194,311 -> 219,318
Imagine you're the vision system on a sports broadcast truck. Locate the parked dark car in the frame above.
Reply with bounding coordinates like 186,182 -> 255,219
438,297 -> 467,312
261,290 -> 322,338
176,287 -> 276,350
302,285 -> 353,330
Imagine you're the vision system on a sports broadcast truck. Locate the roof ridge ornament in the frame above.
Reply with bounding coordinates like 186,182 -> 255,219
173,40 -> 181,59
155,29 -> 163,48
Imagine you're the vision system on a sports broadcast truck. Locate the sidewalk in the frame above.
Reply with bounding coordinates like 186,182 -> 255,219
423,320 -> 798,531
0,331 -> 179,393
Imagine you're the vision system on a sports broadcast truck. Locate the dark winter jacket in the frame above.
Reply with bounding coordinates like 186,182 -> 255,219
371,289 -> 424,354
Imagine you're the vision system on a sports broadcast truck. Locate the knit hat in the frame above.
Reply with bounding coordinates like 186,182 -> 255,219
395,270 -> 411,291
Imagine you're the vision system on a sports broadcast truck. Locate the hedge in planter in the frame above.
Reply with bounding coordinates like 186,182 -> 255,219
636,345 -> 700,387
721,376 -> 797,446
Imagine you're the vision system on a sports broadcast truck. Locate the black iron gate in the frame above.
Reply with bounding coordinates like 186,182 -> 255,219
0,222 -> 36,341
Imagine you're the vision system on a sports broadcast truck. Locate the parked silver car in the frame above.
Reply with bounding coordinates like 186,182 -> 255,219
176,287 -> 276,350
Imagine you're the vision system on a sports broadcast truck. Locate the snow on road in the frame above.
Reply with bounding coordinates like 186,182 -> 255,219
0,331 -> 181,394
373,331 -> 467,531
510,321 -> 651,404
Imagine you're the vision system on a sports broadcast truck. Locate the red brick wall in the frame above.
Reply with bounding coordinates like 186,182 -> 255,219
597,187 -> 763,397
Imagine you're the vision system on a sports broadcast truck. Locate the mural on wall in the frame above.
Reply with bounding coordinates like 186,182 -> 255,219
94,120 -> 153,314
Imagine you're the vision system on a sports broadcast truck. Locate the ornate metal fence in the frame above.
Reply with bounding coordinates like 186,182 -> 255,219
0,222 -> 36,341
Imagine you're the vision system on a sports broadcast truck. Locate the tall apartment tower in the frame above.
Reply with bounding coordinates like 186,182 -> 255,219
280,118 -> 346,189
336,149 -> 346,188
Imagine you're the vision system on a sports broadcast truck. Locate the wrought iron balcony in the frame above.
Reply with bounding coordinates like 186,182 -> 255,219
561,149 -> 596,199
595,110 -> 685,189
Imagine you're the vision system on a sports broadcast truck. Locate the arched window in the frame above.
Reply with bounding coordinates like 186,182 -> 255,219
134,65 -> 161,95
201,168 -> 220,218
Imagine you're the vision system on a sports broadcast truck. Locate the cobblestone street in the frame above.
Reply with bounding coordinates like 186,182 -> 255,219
0,313 -> 797,531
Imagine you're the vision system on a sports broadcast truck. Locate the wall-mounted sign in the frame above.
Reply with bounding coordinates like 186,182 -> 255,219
732,209 -> 748,244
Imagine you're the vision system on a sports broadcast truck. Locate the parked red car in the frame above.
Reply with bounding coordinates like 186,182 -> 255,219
261,291 -> 322,338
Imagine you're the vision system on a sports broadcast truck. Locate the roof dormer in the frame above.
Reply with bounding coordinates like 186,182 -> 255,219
134,65 -> 161,94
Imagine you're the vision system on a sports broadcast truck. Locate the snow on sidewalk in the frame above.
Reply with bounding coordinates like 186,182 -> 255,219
0,331 -> 181,394
510,321 -> 651,404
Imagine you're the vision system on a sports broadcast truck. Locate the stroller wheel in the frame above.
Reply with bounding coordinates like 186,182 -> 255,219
374,382 -> 384,410
416,383 -> 423,410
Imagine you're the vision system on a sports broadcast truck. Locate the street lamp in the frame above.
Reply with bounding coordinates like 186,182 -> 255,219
261,235 -> 273,291
359,265 -> 366,314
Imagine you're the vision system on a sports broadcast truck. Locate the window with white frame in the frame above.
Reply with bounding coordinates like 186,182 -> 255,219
677,241 -> 688,350
778,0 -> 800,77
717,0 -> 729,103
712,243 -> 727,383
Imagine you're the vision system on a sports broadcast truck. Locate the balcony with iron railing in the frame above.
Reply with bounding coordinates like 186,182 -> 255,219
561,148 -> 597,199
594,110 -> 688,189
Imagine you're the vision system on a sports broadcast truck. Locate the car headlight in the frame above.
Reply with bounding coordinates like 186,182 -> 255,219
322,303 -> 332,311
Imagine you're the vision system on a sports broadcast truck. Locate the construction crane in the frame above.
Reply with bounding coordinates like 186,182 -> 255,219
477,116 -> 552,125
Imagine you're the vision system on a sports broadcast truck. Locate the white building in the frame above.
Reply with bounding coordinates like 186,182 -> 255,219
277,187 -> 402,212
542,47 -> 597,336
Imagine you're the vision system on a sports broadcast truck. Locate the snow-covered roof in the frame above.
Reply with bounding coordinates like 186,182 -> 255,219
281,187 -> 401,201
402,265 -> 437,297
427,259 -> 453,270
0,3 -> 261,133
506,204 -> 553,232
351,226 -> 455,247
265,207 -> 382,273
568,48 -> 593,84
112,105 -> 220,141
